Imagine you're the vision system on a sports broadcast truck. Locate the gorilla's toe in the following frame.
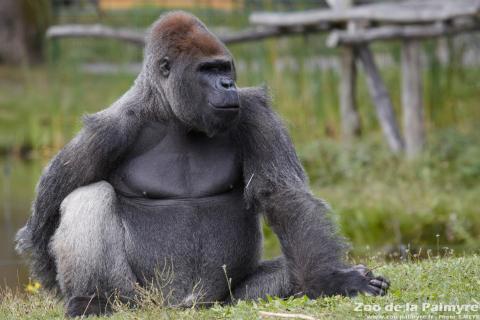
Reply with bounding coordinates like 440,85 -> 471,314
348,264 -> 390,296
66,295 -> 110,318
370,278 -> 390,289
367,277 -> 390,296
352,264 -> 373,277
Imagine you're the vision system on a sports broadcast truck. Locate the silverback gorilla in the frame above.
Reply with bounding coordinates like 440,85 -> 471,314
16,12 -> 389,317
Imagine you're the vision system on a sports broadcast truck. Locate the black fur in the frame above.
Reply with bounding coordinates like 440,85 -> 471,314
15,11 -> 389,316
234,88 -> 388,298
15,106 -> 143,290
65,295 -> 111,317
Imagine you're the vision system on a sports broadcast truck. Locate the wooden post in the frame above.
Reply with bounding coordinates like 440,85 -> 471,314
436,36 -> 450,65
327,0 -> 361,139
401,40 -> 425,158
339,46 -> 361,138
357,45 -> 404,153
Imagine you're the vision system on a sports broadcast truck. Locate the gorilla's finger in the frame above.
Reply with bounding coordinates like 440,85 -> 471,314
352,264 -> 373,277
369,279 -> 389,290
374,276 -> 390,286
366,285 -> 387,296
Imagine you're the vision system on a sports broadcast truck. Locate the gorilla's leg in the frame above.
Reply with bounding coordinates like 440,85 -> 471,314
232,260 -> 388,301
51,181 -> 137,317
232,257 -> 291,300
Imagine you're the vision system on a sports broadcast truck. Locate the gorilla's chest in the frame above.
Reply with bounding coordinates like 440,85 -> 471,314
110,121 -> 242,199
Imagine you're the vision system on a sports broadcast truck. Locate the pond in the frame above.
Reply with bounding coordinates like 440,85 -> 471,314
0,158 -> 42,289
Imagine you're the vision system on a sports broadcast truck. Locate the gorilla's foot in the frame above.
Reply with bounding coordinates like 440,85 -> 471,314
65,295 -> 111,318
348,264 -> 390,296
304,264 -> 390,298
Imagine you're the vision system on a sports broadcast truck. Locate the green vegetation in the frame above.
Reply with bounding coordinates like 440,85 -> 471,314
1,34 -> 479,256
1,255 -> 479,319
1,7 -> 480,318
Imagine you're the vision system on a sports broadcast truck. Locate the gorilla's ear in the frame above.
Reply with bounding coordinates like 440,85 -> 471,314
159,56 -> 170,78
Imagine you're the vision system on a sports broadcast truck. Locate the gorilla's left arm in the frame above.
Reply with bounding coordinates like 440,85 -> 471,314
235,87 -> 387,298
16,107 -> 142,290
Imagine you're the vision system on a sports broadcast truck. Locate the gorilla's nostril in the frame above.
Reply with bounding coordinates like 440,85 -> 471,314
220,78 -> 234,89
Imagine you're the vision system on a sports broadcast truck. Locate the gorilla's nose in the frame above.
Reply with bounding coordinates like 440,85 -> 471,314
217,77 -> 235,90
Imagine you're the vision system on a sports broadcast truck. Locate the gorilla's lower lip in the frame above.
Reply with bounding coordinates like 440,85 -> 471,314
210,103 -> 240,110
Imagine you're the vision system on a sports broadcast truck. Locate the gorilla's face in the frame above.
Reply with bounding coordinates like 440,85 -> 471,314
167,54 -> 240,137
197,57 -> 239,111
146,12 -> 241,136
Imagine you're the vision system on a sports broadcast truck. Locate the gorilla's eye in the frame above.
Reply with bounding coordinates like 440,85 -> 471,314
199,61 -> 231,74
159,57 -> 170,77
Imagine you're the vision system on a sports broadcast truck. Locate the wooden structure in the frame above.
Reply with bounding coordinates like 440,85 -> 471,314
46,0 -> 480,157
251,0 -> 480,157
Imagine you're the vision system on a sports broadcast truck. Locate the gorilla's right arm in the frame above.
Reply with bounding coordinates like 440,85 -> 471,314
16,105 -> 142,290
235,87 -> 388,298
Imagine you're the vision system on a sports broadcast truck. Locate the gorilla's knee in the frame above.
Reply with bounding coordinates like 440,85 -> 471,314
51,181 -> 136,298
53,181 -> 117,261
60,180 -> 116,217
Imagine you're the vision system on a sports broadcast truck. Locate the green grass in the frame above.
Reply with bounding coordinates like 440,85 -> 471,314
1,255 -> 479,319
311,130 -> 480,254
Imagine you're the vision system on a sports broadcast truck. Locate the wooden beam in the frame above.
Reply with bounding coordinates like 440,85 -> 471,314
219,26 -> 326,44
250,0 -> 480,27
357,45 -> 404,153
46,24 -> 325,46
401,40 -> 425,158
46,17 -> 480,48
327,19 -> 480,47
46,24 -> 145,45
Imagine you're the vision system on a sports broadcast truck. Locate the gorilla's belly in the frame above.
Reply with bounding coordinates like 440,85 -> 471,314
109,122 -> 259,303
118,191 -> 261,303
110,121 -> 241,199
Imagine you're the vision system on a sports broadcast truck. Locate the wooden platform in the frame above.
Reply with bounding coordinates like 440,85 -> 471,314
251,0 -> 480,156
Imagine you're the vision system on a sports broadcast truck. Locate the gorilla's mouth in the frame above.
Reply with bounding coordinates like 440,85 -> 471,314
209,102 -> 240,110
208,91 -> 240,111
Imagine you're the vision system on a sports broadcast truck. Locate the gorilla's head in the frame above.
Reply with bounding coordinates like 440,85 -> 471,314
144,12 -> 240,137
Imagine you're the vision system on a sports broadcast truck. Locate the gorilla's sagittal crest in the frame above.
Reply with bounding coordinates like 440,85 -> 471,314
149,11 -> 225,57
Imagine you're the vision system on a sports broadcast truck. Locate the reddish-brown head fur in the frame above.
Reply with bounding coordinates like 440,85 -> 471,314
149,12 -> 226,58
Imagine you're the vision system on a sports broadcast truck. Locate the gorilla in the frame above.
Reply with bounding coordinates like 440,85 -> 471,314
16,11 -> 389,317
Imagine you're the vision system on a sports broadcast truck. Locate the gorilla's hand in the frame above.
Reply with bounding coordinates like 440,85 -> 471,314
345,264 -> 390,296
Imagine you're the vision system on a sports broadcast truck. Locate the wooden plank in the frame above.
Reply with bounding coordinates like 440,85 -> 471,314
250,0 -> 480,26
327,19 -> 480,47
219,26 -> 328,44
357,45 -> 404,153
401,40 -> 425,158
46,24 -> 328,46
46,24 -> 145,45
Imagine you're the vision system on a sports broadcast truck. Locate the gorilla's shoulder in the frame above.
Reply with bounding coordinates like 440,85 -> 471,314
81,105 -> 140,136
238,86 -> 272,111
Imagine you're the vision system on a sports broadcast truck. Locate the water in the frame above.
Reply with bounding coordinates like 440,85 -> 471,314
0,158 -> 42,288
